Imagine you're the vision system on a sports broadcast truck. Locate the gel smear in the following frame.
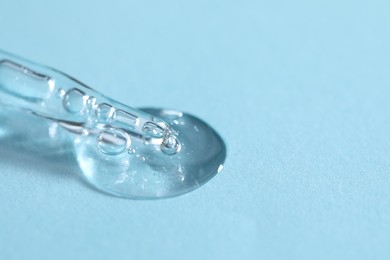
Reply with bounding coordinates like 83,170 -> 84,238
0,50 -> 227,199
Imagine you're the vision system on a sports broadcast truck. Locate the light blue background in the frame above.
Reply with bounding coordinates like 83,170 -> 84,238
1,1 -> 390,259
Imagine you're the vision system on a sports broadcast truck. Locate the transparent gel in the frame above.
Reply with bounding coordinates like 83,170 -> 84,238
0,50 -> 226,199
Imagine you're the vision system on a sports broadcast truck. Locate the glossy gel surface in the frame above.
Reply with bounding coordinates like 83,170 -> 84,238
75,108 -> 226,199
0,50 -> 227,199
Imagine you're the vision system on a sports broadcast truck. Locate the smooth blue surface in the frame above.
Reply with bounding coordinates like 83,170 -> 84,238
1,1 -> 390,259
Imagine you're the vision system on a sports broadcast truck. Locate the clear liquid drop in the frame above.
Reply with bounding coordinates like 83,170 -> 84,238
161,134 -> 181,155
96,103 -> 116,123
0,50 -> 227,200
97,128 -> 130,155
63,88 -> 88,115
75,108 -> 227,199
142,122 -> 165,138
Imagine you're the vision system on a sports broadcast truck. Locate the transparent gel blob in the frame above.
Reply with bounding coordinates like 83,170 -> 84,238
0,50 -> 227,199
75,108 -> 226,199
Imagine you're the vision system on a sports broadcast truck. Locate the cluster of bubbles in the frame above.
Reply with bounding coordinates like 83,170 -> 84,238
61,88 -> 180,156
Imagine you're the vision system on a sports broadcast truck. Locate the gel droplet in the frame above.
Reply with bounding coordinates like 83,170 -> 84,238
63,88 -> 88,114
161,134 -> 181,155
142,122 -> 165,138
97,128 -> 130,155
96,103 -> 116,123
75,108 -> 226,199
